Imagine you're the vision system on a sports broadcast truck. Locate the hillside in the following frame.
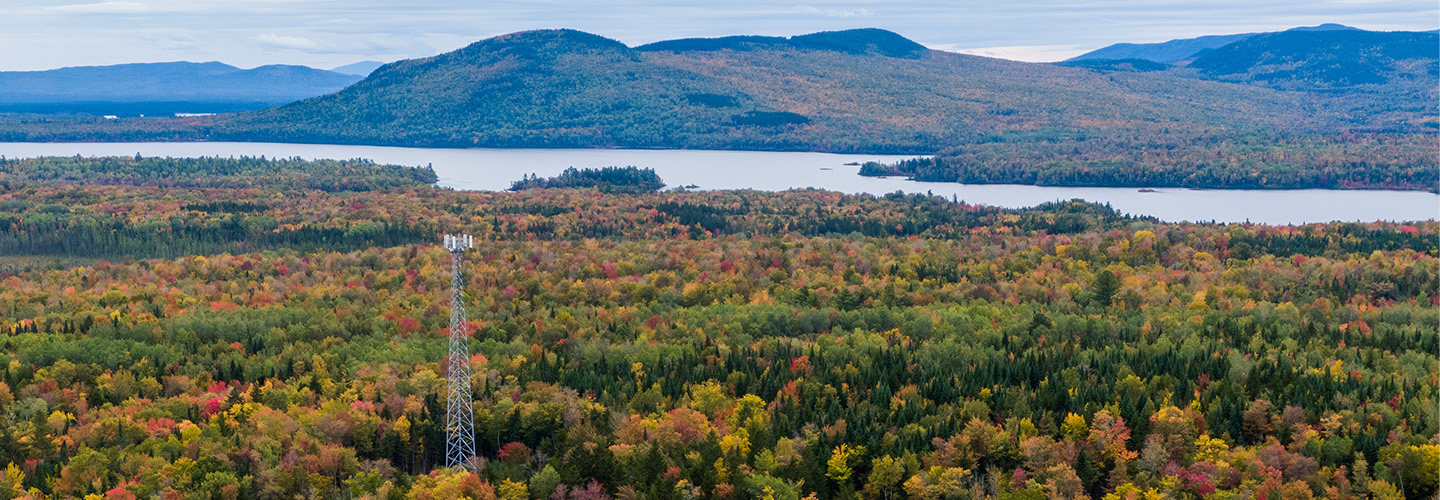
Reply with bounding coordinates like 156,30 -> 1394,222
199,28 -> 1327,153
879,26 -> 1439,190
1068,33 -> 1255,63
0,61 -> 362,116
1187,29 -> 1440,89
635,28 -> 928,58
1067,24 -> 1358,63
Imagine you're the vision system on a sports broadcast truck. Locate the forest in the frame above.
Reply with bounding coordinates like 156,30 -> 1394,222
0,157 -> 1434,500
510,167 -> 665,193
858,132 -> 1438,192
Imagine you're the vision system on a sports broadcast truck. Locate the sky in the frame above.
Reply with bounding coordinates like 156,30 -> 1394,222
2,0 -> 1436,71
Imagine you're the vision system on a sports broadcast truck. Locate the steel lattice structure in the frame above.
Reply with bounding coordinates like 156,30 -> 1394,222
442,234 -> 476,470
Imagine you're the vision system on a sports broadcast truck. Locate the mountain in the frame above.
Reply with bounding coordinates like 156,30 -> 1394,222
1055,58 -> 1170,72
0,61 -> 363,116
206,28 -> 1320,152
331,60 -> 386,76
1069,33 -> 1255,63
1187,29 -> 1439,89
1069,24 -> 1359,63
1056,26 -> 1437,130
1286,23 -> 1361,32
636,28 -> 928,58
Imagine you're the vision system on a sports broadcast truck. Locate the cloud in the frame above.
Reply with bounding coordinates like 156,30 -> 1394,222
940,44 -> 1091,63
256,33 -> 321,51
796,4 -> 873,17
139,30 -> 203,50
47,1 -> 158,14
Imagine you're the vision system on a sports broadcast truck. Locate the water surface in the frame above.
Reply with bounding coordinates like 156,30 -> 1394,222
2,142 -> 1434,225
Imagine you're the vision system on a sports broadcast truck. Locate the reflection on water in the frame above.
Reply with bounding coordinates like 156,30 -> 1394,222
2,142 -> 1435,225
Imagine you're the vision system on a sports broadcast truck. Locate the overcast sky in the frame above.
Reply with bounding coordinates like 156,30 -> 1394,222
3,0 -> 1436,71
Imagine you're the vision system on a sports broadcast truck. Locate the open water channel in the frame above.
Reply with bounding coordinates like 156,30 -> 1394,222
2,142 -> 1435,225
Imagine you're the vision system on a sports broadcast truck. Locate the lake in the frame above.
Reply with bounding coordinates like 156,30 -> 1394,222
2,141 -> 1435,225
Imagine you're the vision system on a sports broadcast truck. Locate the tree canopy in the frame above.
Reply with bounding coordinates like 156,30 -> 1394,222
0,156 -> 1433,499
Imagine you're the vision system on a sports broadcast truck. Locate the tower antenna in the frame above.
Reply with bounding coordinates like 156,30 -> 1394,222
442,234 -> 476,470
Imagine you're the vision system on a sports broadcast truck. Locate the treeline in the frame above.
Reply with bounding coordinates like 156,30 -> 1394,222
0,157 -> 440,260
0,155 -> 437,192
860,131 -> 1438,191
0,209 -> 433,261
2,158 -> 1434,262
0,186 -> 1132,260
510,167 -> 665,193
0,114 -> 209,144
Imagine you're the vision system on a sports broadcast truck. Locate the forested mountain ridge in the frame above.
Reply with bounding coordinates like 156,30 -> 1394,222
1186,29 -> 1440,89
1068,34 -> 1257,64
218,29 -> 758,149
1063,28 -> 1438,96
205,28 -> 1339,153
1066,24 -> 1360,63
635,28 -> 928,58
872,28 -> 1440,190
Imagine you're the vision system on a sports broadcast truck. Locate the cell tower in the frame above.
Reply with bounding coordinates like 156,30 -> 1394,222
442,234 -> 477,470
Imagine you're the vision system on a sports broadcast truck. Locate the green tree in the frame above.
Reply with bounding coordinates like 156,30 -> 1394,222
1091,270 -> 1119,307
828,444 -> 861,483
864,455 -> 904,500
529,465 -> 561,499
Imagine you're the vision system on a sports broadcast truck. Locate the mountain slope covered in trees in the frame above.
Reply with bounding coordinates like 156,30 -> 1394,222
207,28 -> 1342,153
1068,33 -> 1257,63
1186,29 -> 1439,89
1066,24 -> 1361,63
874,28 -> 1439,190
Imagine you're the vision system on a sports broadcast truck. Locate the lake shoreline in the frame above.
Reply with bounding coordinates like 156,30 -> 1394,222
865,174 -> 1440,195
5,138 -> 1435,194
1,141 -> 1436,224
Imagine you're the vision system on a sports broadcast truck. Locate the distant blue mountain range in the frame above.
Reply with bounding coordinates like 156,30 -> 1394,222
636,28 -> 929,59
1062,26 -> 1437,91
1186,28 -> 1439,88
1069,23 -> 1360,63
330,61 -> 386,76
0,61 -> 363,116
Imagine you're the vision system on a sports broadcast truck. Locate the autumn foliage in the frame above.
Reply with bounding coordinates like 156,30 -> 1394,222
0,157 -> 1434,499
